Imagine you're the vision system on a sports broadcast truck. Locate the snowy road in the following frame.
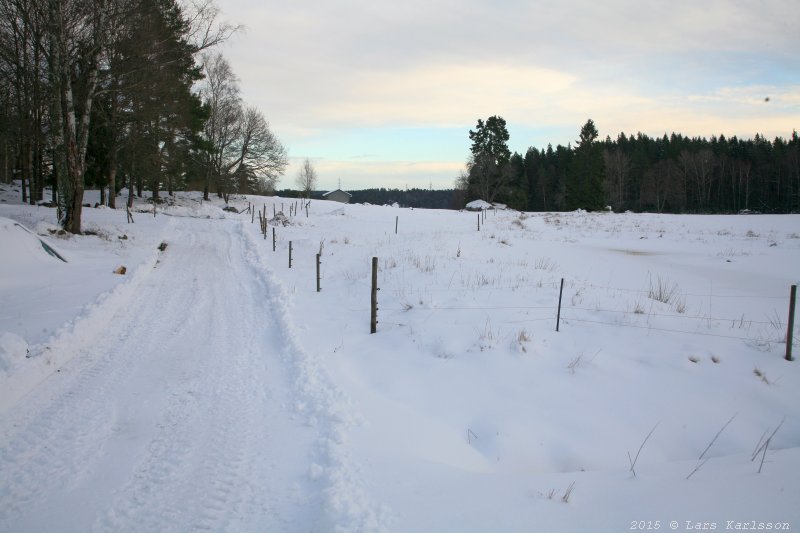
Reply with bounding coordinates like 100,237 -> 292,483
0,218 -> 321,532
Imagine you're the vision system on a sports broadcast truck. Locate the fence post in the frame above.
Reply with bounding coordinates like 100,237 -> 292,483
289,241 -> 293,268
556,278 -> 564,332
787,284 -> 797,361
272,227 -> 276,252
316,254 -> 321,292
395,215 -> 398,234
371,257 -> 378,333
477,213 -> 480,231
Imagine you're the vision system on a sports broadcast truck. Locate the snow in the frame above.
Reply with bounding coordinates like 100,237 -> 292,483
1,182 -> 799,532
465,199 -> 492,210
0,332 -> 27,374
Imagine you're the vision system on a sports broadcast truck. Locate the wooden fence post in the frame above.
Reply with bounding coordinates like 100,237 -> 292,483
395,215 -> 398,234
556,278 -> 564,332
316,254 -> 321,292
477,213 -> 480,231
272,227 -> 276,252
371,257 -> 378,333
787,284 -> 797,361
289,241 -> 293,268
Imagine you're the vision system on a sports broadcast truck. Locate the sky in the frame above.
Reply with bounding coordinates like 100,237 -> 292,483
215,0 -> 800,191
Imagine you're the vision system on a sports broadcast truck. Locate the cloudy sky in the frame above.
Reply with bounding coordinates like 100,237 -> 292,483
216,0 -> 800,191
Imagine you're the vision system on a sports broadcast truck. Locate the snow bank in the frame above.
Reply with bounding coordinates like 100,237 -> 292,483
0,332 -> 28,375
241,221 -> 391,532
0,216 -> 174,412
0,217 -> 67,280
465,199 -> 492,210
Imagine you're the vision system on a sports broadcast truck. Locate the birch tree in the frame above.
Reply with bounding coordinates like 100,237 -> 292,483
199,53 -> 287,201
295,158 -> 317,199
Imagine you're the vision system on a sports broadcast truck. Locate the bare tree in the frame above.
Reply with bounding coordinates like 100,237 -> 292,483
678,149 -> 716,211
0,0 -> 50,205
641,159 -> 679,213
295,158 -> 317,199
199,53 -> 287,200
182,0 -> 240,52
233,106 -> 287,195
602,147 -> 631,210
199,52 -> 240,200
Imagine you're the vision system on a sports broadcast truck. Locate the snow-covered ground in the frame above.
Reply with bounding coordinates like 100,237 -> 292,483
1,182 -> 799,532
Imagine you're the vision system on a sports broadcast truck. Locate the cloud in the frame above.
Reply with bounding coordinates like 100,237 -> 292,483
304,62 -> 577,128
220,0 -> 800,189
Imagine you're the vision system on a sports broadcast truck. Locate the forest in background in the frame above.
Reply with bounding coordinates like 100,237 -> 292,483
461,116 -> 800,214
306,123 -> 799,214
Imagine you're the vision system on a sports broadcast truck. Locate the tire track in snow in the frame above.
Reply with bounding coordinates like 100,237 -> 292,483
0,218 -> 318,532
0,222 -> 192,525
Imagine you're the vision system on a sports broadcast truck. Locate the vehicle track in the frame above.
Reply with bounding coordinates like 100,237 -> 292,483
0,217 -> 318,532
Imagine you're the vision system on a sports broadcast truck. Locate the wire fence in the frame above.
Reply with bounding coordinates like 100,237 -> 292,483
253,213 -> 798,358
367,276 -> 800,356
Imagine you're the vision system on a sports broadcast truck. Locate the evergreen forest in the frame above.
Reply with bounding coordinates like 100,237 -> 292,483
461,116 -> 799,214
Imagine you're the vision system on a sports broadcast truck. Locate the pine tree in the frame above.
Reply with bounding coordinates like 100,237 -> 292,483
466,115 -> 511,203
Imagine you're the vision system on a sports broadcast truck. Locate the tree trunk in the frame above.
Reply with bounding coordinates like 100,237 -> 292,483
48,0 -> 108,233
107,155 -> 117,209
127,159 -> 135,209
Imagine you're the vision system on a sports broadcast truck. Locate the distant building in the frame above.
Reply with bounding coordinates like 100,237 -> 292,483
323,189 -> 352,204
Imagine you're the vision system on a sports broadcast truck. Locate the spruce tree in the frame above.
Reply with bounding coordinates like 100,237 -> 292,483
566,119 -> 605,210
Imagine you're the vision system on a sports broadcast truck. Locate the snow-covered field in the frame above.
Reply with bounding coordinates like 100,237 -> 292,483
1,182 -> 799,532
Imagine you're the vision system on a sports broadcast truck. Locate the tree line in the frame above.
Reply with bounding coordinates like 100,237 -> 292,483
0,0 -> 287,233
462,116 -> 800,214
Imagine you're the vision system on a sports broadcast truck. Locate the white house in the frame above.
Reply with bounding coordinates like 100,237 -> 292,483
322,189 -> 352,204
